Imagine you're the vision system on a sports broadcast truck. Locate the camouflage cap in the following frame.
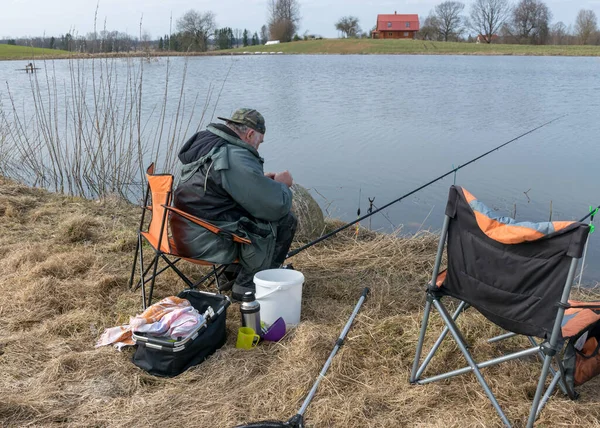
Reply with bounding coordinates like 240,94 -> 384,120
217,108 -> 266,134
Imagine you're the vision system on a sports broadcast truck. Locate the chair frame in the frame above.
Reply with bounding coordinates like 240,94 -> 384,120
410,213 -> 583,428
128,164 -> 250,309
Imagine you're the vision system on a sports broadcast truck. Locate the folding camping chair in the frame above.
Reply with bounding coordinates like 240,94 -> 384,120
410,185 -> 600,428
128,164 -> 251,309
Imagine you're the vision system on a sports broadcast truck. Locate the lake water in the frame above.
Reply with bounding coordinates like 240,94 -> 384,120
1,54 -> 600,283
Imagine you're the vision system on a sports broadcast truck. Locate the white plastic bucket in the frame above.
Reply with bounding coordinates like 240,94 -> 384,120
254,269 -> 305,327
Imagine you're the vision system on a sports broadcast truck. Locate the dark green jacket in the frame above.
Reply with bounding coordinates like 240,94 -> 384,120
171,124 -> 292,272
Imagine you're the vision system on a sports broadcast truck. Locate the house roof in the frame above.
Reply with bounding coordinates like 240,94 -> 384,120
376,14 -> 420,32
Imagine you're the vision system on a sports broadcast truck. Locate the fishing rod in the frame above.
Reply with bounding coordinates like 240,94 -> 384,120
286,114 -> 567,259
580,206 -> 600,223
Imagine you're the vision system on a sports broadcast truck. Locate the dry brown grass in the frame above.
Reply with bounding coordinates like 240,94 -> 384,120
1,175 -> 600,427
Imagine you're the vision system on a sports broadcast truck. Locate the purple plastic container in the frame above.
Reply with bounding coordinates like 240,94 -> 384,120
262,317 -> 286,342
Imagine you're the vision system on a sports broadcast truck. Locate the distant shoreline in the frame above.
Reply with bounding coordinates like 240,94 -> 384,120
3,38 -> 600,61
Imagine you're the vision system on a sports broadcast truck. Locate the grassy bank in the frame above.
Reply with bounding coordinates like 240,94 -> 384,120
229,38 -> 600,56
0,48 -> 209,61
1,176 -> 600,427
3,38 -> 600,61
0,44 -> 69,60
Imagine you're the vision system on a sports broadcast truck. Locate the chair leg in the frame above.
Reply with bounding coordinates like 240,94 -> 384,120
159,255 -> 195,288
128,235 -> 141,289
133,262 -> 157,291
414,300 -> 469,381
146,253 -> 161,309
434,298 -> 512,427
411,298 -> 433,383
213,266 -> 221,293
412,215 -> 450,383
191,264 -> 227,289
527,353 -> 554,428
138,237 -> 148,310
141,253 -> 224,296
484,334 -> 568,397
418,346 -> 541,385
135,258 -> 185,291
488,332 -> 518,343
536,369 -> 561,418
527,336 -> 568,396
526,257 -> 580,428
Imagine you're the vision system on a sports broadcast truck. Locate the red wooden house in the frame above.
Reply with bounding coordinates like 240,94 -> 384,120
476,34 -> 500,44
372,12 -> 419,39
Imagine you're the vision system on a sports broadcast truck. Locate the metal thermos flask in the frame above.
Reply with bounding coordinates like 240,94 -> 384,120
240,291 -> 262,337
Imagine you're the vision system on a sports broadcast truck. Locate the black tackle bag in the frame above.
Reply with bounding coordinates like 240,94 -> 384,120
131,289 -> 230,377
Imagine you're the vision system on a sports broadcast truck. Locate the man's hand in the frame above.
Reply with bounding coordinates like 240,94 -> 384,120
274,170 -> 293,188
264,172 -> 276,180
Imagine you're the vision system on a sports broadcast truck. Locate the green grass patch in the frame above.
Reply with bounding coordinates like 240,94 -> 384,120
229,38 -> 600,56
0,44 -> 69,60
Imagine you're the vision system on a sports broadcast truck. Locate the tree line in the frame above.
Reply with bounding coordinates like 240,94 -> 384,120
335,1 -> 598,45
1,0 -> 301,53
1,31 -> 143,53
166,0 -> 302,50
3,0 -> 599,52
0,22 -> 268,54
419,0 -> 599,45
334,1 -> 599,45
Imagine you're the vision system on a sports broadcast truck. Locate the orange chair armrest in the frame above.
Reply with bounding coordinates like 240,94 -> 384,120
164,205 -> 251,245
567,301 -> 600,309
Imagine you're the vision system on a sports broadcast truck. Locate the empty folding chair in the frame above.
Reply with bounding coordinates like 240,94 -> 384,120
410,185 -> 596,427
128,164 -> 251,309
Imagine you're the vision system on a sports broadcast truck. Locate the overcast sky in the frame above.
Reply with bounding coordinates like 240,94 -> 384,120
3,0 -> 600,39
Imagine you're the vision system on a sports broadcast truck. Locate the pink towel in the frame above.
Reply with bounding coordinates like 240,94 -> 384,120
96,296 -> 205,350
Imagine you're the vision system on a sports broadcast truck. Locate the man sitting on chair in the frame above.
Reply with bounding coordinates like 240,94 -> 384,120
171,108 -> 297,301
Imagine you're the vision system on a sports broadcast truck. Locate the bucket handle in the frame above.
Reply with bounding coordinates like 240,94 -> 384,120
256,285 -> 283,300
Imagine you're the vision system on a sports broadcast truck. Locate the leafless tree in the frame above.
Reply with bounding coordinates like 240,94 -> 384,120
268,0 -> 301,42
417,13 -> 441,40
260,25 -> 269,44
335,16 -> 361,38
469,0 -> 512,43
141,31 -> 152,52
575,9 -> 598,45
233,28 -> 243,47
270,20 -> 294,42
498,22 -> 516,42
176,9 -> 216,51
81,30 -> 134,53
550,21 -> 568,45
434,1 -> 466,41
511,0 -> 551,44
